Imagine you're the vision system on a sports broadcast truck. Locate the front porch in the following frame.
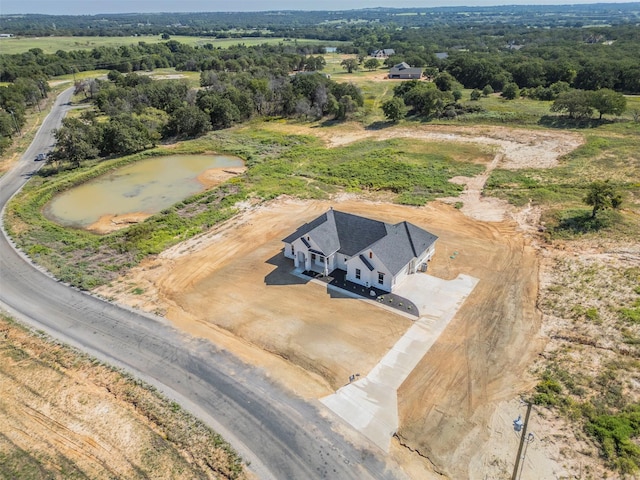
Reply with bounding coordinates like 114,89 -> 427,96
295,250 -> 334,275
302,268 -> 418,316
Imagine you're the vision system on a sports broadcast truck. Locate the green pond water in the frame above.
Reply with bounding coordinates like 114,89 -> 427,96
44,154 -> 244,228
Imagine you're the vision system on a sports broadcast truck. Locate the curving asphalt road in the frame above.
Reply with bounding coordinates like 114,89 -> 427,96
0,88 -> 407,480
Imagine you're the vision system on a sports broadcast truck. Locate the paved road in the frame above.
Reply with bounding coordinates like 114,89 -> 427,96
0,88 -> 406,480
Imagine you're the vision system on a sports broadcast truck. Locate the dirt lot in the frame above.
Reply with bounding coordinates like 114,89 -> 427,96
92,123 -> 594,478
95,195 -> 541,476
0,315 -> 248,480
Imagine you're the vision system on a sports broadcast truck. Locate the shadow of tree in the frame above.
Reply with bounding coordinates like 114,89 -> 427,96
549,209 -> 617,237
365,120 -> 396,130
538,115 -> 612,129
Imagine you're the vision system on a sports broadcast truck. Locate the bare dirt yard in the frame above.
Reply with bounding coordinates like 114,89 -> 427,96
93,122 -> 631,479
0,315 -> 248,480
95,195 -> 542,477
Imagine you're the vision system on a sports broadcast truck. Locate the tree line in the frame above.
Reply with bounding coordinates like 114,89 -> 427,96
0,41 -> 328,82
1,4 -> 637,37
0,76 -> 50,153
49,68 -> 363,168
2,22 -> 638,95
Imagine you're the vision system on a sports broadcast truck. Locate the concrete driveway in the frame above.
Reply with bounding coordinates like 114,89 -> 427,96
322,272 -> 479,451
393,272 -> 477,318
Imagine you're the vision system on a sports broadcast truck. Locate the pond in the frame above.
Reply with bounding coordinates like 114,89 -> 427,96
44,154 -> 244,233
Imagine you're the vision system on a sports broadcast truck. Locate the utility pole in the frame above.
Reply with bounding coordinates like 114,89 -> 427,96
511,402 -> 532,480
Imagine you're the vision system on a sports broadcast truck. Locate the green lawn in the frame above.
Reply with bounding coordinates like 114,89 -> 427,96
0,36 -> 347,55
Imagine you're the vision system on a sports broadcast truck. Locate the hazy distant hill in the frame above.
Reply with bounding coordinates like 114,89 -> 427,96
1,3 -> 639,37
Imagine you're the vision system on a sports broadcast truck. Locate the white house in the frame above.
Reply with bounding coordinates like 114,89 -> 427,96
282,209 -> 437,292
371,48 -> 395,58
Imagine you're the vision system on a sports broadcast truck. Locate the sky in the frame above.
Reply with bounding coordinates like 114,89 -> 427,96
1,0 -> 638,15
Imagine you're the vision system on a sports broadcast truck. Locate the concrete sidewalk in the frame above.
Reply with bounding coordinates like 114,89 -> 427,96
321,273 -> 478,451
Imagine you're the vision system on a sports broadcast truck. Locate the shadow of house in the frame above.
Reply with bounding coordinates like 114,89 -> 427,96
265,245 -> 419,315
263,251 -> 311,286
301,268 -> 418,314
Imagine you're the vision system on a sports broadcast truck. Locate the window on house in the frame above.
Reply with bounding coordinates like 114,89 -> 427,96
311,253 -> 316,262
369,251 -> 373,259
355,268 -> 361,280
291,245 -> 295,255
378,272 -> 385,285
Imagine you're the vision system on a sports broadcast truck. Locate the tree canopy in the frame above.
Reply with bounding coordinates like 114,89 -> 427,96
340,58 -> 359,74
584,180 -> 623,218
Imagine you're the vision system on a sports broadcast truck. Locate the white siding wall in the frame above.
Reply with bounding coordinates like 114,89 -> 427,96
393,265 -> 410,288
346,251 -> 392,291
375,264 -> 392,291
283,242 -> 295,260
335,255 -> 349,270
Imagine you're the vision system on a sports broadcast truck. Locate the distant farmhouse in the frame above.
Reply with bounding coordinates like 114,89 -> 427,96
282,209 -> 437,293
371,48 -> 395,58
388,62 -> 423,80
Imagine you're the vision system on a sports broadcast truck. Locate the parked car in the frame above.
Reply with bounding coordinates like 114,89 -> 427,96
35,153 -> 47,161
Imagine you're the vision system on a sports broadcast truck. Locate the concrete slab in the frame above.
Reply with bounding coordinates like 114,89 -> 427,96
321,273 -> 478,451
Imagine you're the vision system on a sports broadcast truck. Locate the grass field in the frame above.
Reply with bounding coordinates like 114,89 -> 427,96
0,35 -> 346,55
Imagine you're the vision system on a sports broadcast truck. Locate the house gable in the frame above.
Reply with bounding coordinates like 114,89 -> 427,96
368,222 -> 438,276
282,211 -> 339,256
283,209 -> 437,291
371,48 -> 395,58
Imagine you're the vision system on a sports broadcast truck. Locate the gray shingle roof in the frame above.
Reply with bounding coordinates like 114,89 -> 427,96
389,64 -> 423,76
283,209 -> 437,274
370,222 -> 438,275
372,48 -> 395,56
332,210 -> 387,256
